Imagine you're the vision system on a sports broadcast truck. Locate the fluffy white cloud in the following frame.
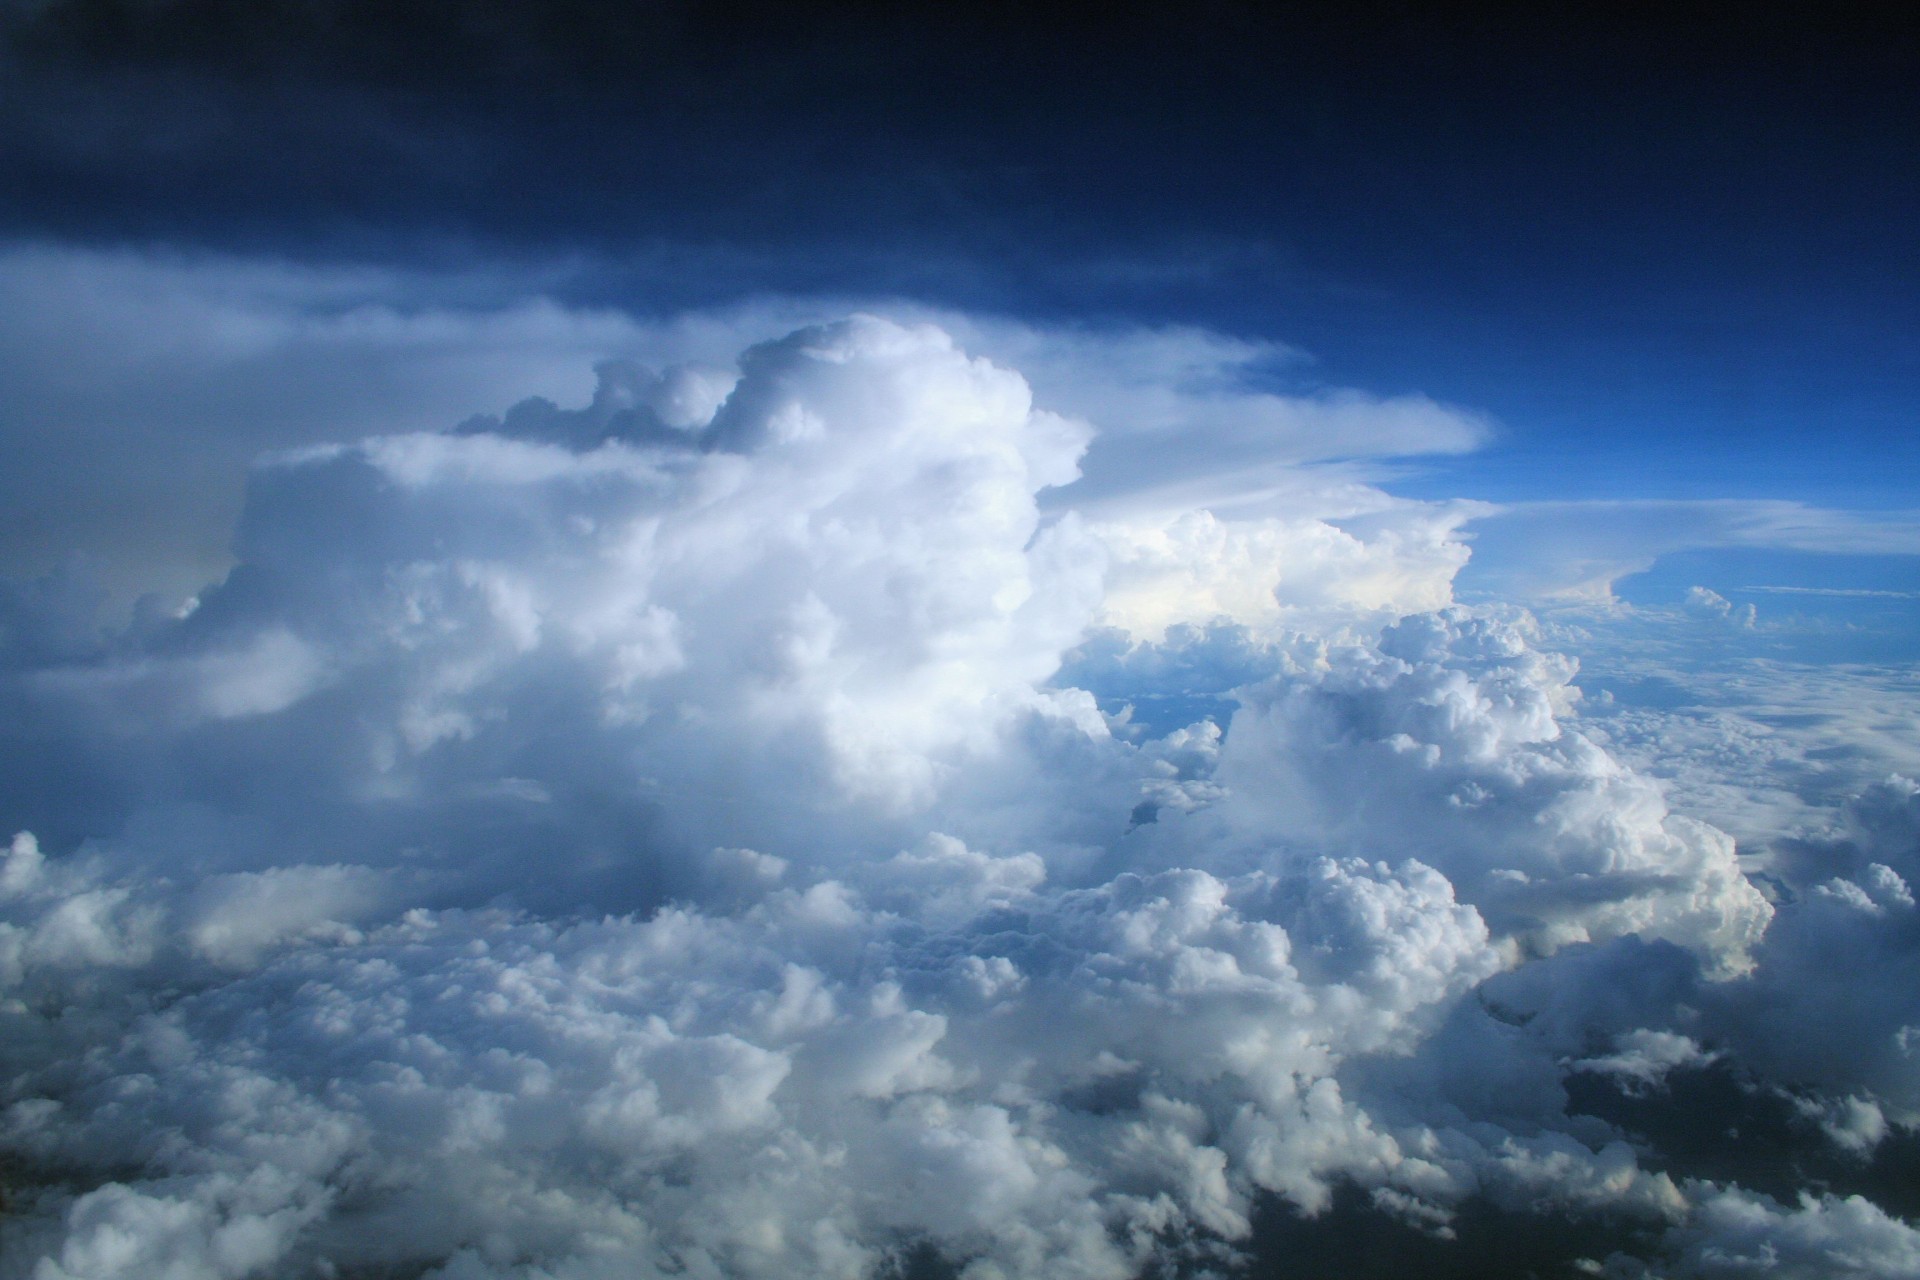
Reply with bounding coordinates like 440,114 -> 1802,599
1090,504 -> 1474,642
1663,1187 -> 1920,1279
1186,609 -> 1773,967
0,835 -> 1510,1279
1572,1029 -> 1722,1095
0,312 -> 1912,1279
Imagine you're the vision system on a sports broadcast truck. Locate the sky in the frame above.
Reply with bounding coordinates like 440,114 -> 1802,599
2,4 -> 1919,1279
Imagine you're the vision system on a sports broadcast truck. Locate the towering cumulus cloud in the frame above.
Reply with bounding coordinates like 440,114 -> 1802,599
0,318 -> 1913,1278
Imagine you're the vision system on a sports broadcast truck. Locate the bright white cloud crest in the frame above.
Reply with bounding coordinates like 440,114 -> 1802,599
1,316 -> 1916,1279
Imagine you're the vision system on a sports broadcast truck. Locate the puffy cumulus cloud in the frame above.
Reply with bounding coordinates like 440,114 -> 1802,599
0,831 -> 389,987
0,837 -> 1504,1279
1090,503 -> 1474,643
0,314 -> 1913,1278
1572,1030 -> 1722,1095
1168,609 -> 1774,968
1659,1188 -> 1920,1279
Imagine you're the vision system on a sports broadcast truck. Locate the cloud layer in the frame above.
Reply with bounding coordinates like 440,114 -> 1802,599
1,316 -> 1915,1279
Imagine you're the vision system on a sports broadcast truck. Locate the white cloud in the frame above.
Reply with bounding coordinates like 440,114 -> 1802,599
1091,503 -> 1474,642
0,243 -> 652,600
0,837 -> 1516,1279
1742,585 -> 1920,600
1571,1029 -> 1721,1094
913,315 -> 1489,515
1665,1187 -> 1920,1279
1462,500 -> 1920,602
0,309 -> 1913,1279
1684,586 -> 1757,629
0,244 -> 1491,607
1180,608 -> 1774,968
